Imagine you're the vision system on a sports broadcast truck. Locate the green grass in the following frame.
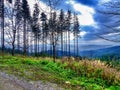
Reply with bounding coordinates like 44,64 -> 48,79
0,54 -> 120,90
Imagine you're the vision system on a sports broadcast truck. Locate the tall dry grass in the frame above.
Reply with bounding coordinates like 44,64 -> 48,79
60,57 -> 120,85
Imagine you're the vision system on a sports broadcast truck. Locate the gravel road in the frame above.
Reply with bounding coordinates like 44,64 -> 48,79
0,72 -> 64,90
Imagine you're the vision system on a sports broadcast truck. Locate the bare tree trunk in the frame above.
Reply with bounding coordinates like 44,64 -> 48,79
74,38 -> 75,57
1,0 -> 4,56
77,36 -> 79,57
17,26 -> 20,51
61,29 -> 63,57
53,44 -> 56,62
50,35 -> 53,56
65,32 -> 67,56
31,32 -> 33,54
37,37 -> 38,54
12,9 -> 16,56
12,29 -> 16,56
38,38 -> 39,54
34,37 -> 37,55
23,18 -> 27,55
26,24 -> 29,54
42,34 -> 44,53
68,31 -> 70,57
45,38 -> 47,53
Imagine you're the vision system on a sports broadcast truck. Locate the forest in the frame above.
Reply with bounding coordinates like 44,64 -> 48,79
0,0 -> 80,61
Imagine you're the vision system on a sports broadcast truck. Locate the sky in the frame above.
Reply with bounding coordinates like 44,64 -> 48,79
34,0 -> 120,51
5,0 -> 120,51
60,0 -> 120,51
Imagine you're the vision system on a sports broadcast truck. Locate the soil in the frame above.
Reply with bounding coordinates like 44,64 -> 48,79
0,72 -> 64,90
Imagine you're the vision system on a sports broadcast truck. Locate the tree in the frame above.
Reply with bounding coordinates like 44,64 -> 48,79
58,9 -> 64,56
15,0 -> 23,52
7,0 -> 12,3
22,0 -> 30,55
0,0 -> 81,59
11,0 -> 23,56
65,10 -> 72,57
32,3 -> 40,55
40,12 -> 47,53
0,0 -> 5,56
48,11 -> 59,61
73,14 -> 80,57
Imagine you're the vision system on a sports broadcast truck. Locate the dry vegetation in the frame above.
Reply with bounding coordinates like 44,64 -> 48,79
60,57 -> 120,86
0,54 -> 120,90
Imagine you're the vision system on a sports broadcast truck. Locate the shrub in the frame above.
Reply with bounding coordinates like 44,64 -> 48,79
61,56 -> 68,64
61,59 -> 120,85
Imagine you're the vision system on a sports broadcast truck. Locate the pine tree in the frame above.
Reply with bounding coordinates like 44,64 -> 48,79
66,10 -> 71,57
14,0 -> 22,51
0,0 -> 5,56
73,14 -> 80,57
7,0 -> 12,3
10,0 -> 23,56
44,20 -> 49,53
22,0 -> 30,55
41,12 -> 47,53
48,11 -> 58,61
59,9 -> 64,56
32,3 -> 40,55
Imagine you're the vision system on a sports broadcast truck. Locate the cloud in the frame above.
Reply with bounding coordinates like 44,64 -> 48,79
80,31 -> 87,37
64,0 -> 120,48
15,0 -> 120,51
28,0 -> 51,14
94,0 -> 120,40
76,0 -> 99,7
99,0 -> 111,4
29,0 -> 120,49
65,0 -> 96,26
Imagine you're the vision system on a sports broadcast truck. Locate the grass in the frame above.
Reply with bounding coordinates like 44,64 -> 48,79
0,54 -> 120,90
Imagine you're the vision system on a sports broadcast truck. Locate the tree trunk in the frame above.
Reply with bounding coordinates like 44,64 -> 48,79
12,10 -> 16,56
42,34 -> 44,53
74,37 -> 76,57
61,30 -> 63,57
65,32 -> 67,56
1,0 -> 4,56
50,34 -> 53,56
12,30 -> 16,56
77,36 -> 79,57
45,38 -> 47,53
68,31 -> 70,57
34,37 -> 37,55
17,26 -> 20,51
23,18 -> 26,55
53,44 -> 56,62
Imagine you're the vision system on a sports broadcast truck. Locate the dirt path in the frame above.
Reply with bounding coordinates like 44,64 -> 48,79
0,76 -> 25,90
0,72 -> 64,90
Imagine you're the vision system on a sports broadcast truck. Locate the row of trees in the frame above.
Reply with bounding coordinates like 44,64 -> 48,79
0,0 -> 80,60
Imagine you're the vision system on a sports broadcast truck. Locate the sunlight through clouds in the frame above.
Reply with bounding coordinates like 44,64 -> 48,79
65,0 -> 96,26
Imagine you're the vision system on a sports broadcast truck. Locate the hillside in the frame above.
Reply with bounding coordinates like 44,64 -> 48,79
0,54 -> 120,90
80,46 -> 120,58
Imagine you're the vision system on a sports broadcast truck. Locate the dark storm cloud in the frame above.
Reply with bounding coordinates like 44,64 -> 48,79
81,26 -> 99,41
76,0 -> 99,7
94,1 -> 120,37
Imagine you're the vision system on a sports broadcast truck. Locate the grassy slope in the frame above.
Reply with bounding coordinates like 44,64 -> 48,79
0,54 -> 120,90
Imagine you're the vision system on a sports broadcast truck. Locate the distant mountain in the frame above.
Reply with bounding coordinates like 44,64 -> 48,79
80,46 -> 120,58
78,45 -> 113,51
44,46 -> 120,58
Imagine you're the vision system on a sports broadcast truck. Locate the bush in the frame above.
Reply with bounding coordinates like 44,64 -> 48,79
61,59 -> 120,85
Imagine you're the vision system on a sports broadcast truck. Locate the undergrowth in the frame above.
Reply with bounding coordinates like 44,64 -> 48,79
0,54 -> 120,90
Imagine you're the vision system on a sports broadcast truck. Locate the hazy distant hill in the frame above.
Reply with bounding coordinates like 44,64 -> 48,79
80,46 -> 120,58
